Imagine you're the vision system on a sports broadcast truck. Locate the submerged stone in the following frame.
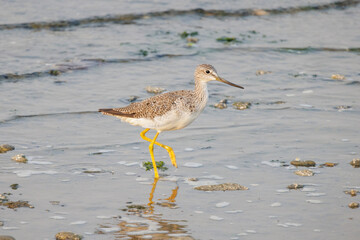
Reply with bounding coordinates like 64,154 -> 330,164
11,154 -> 28,163
256,70 -> 272,75
145,86 -> 166,94
348,202 -> 359,209
344,189 -> 358,197
232,101 -> 251,110
350,159 -> 360,168
214,99 -> 228,109
0,200 -> 34,209
55,232 -> 82,240
319,162 -> 338,167
0,144 -> 15,153
194,183 -> 248,191
287,183 -> 304,190
9,184 -> 19,190
290,159 -> 316,167
331,74 -> 345,80
294,169 -> 314,177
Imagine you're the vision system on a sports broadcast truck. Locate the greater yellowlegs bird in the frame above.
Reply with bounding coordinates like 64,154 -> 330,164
99,64 -> 244,178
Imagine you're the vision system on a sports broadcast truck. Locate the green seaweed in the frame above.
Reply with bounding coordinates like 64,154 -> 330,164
216,37 -> 239,43
142,161 -> 168,171
180,31 -> 198,38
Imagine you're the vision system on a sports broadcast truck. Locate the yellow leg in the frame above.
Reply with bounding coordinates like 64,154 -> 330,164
140,129 -> 177,168
148,131 -> 162,178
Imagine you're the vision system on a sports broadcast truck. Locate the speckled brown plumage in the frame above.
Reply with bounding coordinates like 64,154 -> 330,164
99,89 -> 198,119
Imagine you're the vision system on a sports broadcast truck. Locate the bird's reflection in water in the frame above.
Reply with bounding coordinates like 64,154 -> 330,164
113,178 -> 194,240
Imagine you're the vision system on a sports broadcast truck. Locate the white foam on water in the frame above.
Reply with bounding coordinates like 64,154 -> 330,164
184,162 -> 203,168
306,199 -> 323,204
210,215 -> 224,221
216,202 -> 230,208
270,202 -> 282,207
70,221 -> 87,225
98,227 -> 121,233
14,170 -> 57,177
225,165 -> 239,170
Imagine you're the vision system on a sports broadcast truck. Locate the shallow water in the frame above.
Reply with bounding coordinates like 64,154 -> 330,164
1,1 -> 360,239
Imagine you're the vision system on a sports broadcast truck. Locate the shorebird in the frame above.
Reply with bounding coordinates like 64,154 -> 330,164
99,64 -> 244,178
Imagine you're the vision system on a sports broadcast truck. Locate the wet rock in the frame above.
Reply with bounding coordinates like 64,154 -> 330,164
128,95 -> 139,102
0,200 -> 34,209
290,159 -> 316,167
287,183 -> 304,190
232,101 -> 251,110
350,158 -> 360,168
194,183 -> 248,191
187,37 -> 199,43
9,184 -> 19,190
253,9 -> 269,16
214,99 -> 228,109
0,144 -> 15,153
319,162 -> 338,168
49,69 -> 61,76
55,232 -> 82,240
335,105 -> 351,111
331,74 -> 345,80
216,37 -> 239,43
0,236 -> 16,240
256,70 -> 272,75
50,201 -> 61,205
83,168 -> 104,174
344,189 -> 358,197
179,31 -> 198,38
187,177 -> 198,181
11,154 -> 28,163
348,202 -> 359,209
294,169 -> 314,177
145,86 -> 166,94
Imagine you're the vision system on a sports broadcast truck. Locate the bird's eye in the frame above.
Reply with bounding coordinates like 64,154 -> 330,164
205,70 -> 210,74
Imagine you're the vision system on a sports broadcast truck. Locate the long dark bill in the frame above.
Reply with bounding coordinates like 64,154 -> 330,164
216,77 -> 244,89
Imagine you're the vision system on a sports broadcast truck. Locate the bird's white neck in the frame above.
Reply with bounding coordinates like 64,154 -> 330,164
194,80 -> 209,109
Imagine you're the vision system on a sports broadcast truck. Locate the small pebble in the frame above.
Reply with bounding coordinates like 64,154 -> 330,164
287,183 -> 304,190
55,232 -> 82,240
0,144 -> 15,153
291,159 -> 316,167
233,101 -> 251,110
146,86 -> 166,94
194,183 -> 248,191
256,70 -> 272,75
187,37 -> 199,43
10,184 -> 19,190
319,162 -> 338,167
344,189 -> 358,197
128,95 -> 139,102
350,159 -> 360,168
331,74 -> 345,80
348,202 -> 359,209
214,99 -> 228,109
253,9 -> 269,16
11,154 -> 28,163
294,169 -> 314,177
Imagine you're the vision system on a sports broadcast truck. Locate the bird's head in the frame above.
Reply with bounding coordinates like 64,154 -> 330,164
195,64 -> 244,89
